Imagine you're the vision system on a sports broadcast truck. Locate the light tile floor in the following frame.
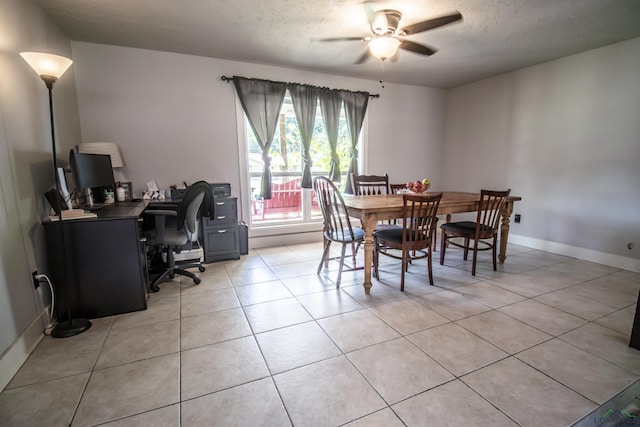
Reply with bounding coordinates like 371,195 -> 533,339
2,241 -> 640,426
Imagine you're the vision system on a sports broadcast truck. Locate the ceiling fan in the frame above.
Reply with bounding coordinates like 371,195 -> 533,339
314,8 -> 462,63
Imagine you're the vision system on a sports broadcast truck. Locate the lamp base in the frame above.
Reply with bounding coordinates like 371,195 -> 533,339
50,318 -> 92,338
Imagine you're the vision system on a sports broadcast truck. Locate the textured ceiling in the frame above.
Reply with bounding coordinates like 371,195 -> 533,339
35,0 -> 640,88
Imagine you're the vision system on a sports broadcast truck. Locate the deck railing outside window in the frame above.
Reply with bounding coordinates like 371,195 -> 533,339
249,172 -> 346,224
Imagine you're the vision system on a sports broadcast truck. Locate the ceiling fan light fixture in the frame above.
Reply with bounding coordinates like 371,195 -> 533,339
371,9 -> 402,35
369,37 -> 400,61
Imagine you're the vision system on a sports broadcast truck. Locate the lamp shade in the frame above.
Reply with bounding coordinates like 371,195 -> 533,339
368,37 -> 401,61
78,142 -> 124,168
20,52 -> 73,80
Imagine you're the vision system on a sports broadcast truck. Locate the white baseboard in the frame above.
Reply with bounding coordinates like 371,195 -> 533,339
0,310 -> 46,392
249,230 -> 322,249
509,234 -> 640,273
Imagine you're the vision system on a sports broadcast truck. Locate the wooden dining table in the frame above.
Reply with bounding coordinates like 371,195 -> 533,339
342,191 -> 522,294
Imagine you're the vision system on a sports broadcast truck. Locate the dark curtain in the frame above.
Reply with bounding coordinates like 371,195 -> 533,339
341,91 -> 369,194
232,76 -> 287,199
289,84 -> 320,189
319,89 -> 343,183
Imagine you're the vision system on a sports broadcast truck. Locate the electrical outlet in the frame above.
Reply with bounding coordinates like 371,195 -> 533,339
32,270 -> 40,289
514,214 -> 521,223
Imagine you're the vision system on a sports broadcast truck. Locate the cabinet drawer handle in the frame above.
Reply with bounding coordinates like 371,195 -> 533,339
216,215 -> 226,219
217,229 -> 228,233
216,202 -> 225,206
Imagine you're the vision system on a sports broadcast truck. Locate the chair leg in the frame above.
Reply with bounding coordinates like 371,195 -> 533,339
400,253 -> 407,292
148,269 -> 172,293
173,268 -> 201,285
336,244 -> 348,288
440,231 -> 447,265
317,241 -> 331,274
148,245 -> 176,292
432,227 -> 438,251
351,242 -> 357,267
471,239 -> 479,276
492,235 -> 498,271
373,237 -> 379,280
463,237 -> 470,260
427,246 -> 434,286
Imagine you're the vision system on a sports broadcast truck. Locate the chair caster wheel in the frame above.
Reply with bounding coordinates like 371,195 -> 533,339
198,266 -> 205,272
194,277 -> 201,285
149,285 -> 160,293
169,273 -> 175,280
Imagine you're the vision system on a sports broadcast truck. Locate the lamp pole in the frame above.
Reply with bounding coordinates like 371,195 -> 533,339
21,52 -> 92,338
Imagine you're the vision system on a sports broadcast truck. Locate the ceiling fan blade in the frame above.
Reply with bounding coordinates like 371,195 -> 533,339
363,2 -> 376,26
311,36 -> 365,42
400,12 -> 462,35
399,40 -> 437,56
354,50 -> 370,64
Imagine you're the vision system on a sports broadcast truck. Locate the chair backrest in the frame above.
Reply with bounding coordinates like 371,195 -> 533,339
350,173 -> 390,195
178,181 -> 209,235
402,193 -> 442,248
390,184 -> 406,194
313,176 -> 358,241
475,189 -> 512,237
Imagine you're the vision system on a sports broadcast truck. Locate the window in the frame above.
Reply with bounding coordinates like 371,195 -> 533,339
240,92 -> 364,228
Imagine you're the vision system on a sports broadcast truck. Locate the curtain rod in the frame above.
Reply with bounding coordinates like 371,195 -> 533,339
220,75 -> 380,98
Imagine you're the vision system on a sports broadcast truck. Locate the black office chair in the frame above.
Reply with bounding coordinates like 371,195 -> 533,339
313,176 -> 365,288
145,181 -> 213,292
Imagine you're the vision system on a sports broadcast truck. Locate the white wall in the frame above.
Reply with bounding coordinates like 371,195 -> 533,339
70,42 -> 446,218
0,0 -> 82,389
444,37 -> 640,268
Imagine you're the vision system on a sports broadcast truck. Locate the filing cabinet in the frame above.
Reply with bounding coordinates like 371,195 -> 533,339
200,191 -> 241,262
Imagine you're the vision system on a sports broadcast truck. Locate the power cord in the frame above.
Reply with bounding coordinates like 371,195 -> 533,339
34,274 -> 57,334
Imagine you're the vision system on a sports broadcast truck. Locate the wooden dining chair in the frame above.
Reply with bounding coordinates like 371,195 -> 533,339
374,192 -> 442,291
390,183 -> 439,248
350,173 -> 390,195
351,173 -> 399,233
389,184 -> 407,194
439,189 -> 511,275
313,176 -> 365,288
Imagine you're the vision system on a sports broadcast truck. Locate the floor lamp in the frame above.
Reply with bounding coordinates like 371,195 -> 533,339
21,52 -> 92,338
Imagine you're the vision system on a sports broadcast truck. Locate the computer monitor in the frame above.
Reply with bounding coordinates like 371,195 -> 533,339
69,150 -> 115,204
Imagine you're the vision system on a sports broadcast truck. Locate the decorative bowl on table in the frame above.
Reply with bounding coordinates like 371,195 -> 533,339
403,179 -> 430,194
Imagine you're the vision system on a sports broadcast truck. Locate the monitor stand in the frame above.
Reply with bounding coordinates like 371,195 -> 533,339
85,188 -> 95,207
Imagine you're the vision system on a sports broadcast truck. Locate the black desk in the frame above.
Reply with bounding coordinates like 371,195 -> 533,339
43,201 -> 149,320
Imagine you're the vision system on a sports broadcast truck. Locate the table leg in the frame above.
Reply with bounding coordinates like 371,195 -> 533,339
361,214 -> 377,295
499,202 -> 514,263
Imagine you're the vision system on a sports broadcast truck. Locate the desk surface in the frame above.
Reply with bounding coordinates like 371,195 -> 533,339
89,200 -> 149,219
